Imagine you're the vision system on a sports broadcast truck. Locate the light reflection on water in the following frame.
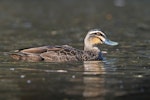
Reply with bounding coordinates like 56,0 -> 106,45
83,61 -> 106,99
0,55 -> 150,100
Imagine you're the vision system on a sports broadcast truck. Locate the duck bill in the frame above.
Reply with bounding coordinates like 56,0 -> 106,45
104,39 -> 118,46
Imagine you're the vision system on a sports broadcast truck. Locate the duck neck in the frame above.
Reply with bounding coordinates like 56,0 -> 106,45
84,36 -> 100,53
84,45 -> 100,53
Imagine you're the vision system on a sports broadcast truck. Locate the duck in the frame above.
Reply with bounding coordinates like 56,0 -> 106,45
9,29 -> 118,62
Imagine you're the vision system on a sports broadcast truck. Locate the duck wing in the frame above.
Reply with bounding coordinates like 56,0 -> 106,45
9,45 -> 83,62
9,46 -> 53,61
40,45 -> 84,62
40,45 -> 99,61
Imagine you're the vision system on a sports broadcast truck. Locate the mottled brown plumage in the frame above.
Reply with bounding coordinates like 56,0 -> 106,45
10,45 -> 99,62
9,29 -> 118,62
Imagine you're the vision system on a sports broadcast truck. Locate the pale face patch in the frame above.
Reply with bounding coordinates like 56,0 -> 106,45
90,37 -> 103,45
88,30 -> 106,42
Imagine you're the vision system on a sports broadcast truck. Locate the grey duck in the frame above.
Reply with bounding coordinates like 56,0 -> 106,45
10,29 -> 118,62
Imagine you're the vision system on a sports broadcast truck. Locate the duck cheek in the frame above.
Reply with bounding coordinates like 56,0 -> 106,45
91,37 -> 102,45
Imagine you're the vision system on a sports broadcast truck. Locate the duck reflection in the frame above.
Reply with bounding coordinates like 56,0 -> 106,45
5,61 -> 107,100
83,61 -> 106,99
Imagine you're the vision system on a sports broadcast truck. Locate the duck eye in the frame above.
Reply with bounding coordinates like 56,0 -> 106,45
100,33 -> 105,37
100,34 -> 103,36
94,33 -> 98,35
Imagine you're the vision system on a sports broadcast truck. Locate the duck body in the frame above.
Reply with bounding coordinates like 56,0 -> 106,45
10,45 -> 102,62
9,29 -> 118,62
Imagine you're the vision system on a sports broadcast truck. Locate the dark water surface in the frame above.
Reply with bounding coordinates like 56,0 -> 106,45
0,0 -> 150,100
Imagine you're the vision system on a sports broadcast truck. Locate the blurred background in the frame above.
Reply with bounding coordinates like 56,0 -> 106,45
0,0 -> 149,100
0,0 -> 149,50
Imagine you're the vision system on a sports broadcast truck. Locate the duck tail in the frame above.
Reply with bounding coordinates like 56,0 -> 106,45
7,50 -> 44,62
8,50 -> 25,60
9,53 -> 22,60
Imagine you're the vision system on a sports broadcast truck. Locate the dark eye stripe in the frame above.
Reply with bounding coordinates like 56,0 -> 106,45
99,33 -> 106,37
99,38 -> 103,42
92,32 -> 105,38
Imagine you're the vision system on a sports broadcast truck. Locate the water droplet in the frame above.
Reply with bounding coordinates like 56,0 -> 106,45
72,75 -> 76,78
10,68 -> 15,71
27,80 -> 31,84
134,75 -> 143,78
20,75 -> 25,78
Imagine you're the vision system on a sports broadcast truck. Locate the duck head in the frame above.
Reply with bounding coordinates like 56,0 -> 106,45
84,29 -> 118,52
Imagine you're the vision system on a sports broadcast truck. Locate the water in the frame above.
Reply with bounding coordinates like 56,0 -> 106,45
0,0 -> 150,100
